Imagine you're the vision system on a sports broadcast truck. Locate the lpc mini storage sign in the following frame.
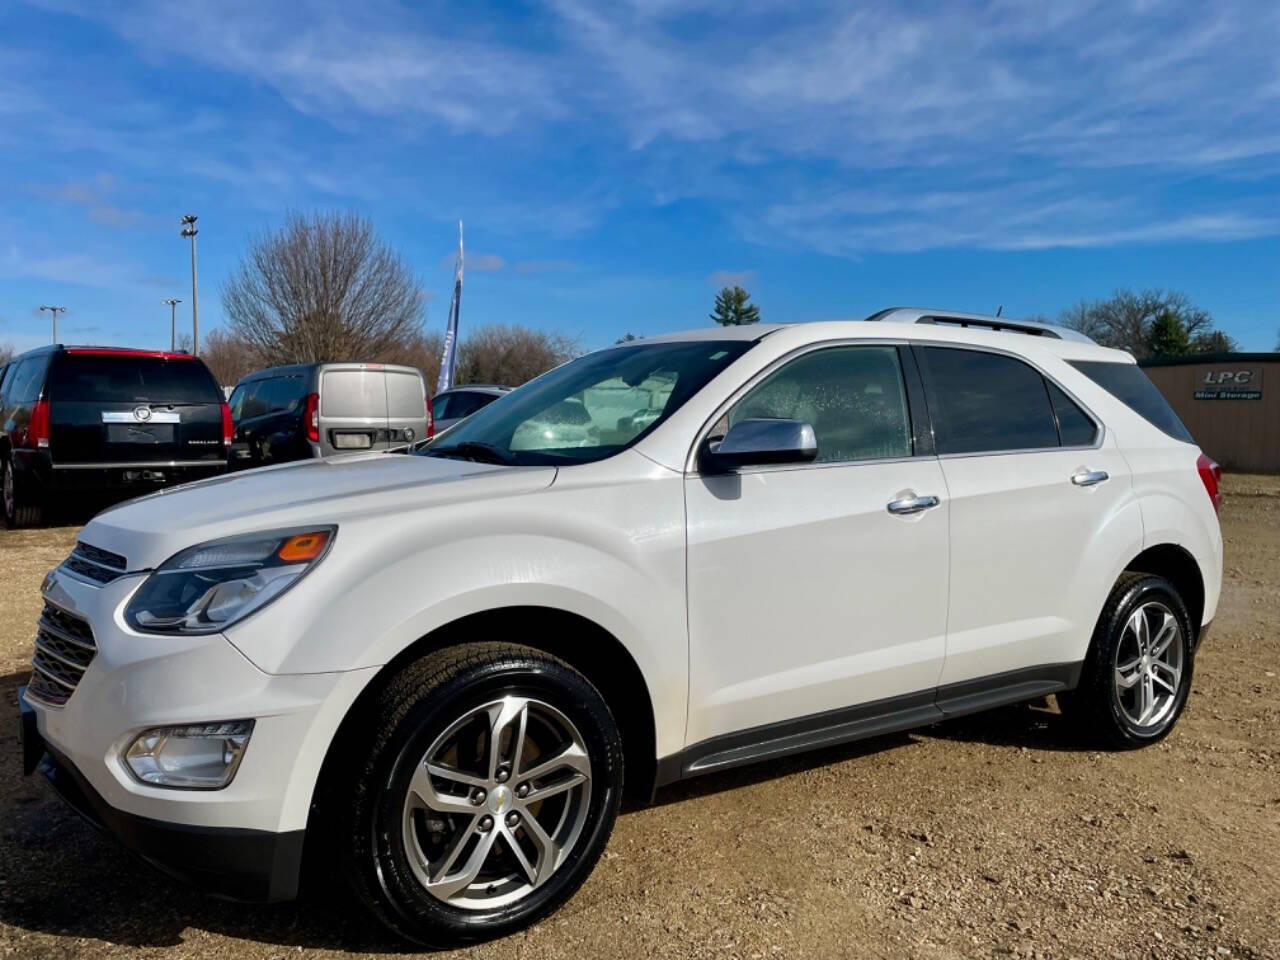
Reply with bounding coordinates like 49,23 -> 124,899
1195,368 -> 1263,400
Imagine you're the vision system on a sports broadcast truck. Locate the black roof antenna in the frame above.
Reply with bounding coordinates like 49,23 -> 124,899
995,305 -> 1003,317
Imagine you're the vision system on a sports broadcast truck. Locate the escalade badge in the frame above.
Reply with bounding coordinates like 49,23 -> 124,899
133,406 -> 153,422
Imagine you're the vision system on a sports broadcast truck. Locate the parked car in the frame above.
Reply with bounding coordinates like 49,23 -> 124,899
431,384 -> 511,433
20,310 -> 1222,946
1,345 -> 230,527
227,362 -> 430,469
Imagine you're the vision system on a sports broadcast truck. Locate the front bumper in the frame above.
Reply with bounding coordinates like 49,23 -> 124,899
21,566 -> 379,900
21,689 -> 303,901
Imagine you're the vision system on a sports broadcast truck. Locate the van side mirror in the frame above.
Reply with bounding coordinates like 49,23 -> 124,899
699,418 -> 818,473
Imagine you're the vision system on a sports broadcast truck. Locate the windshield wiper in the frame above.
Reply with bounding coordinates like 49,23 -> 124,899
427,441 -> 518,465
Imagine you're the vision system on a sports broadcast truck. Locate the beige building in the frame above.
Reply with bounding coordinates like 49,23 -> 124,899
1140,353 -> 1280,473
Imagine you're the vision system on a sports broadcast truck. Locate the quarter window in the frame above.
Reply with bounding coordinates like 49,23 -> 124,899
919,347 -> 1059,454
1046,381 -> 1098,446
727,346 -> 913,464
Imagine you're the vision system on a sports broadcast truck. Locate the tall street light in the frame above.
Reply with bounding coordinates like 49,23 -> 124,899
39,305 -> 66,344
180,214 -> 199,355
163,298 -> 182,351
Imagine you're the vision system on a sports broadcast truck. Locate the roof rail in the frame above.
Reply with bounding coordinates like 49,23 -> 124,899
864,307 -> 1096,344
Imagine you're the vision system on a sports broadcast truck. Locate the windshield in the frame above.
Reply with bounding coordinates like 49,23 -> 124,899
419,339 -> 755,465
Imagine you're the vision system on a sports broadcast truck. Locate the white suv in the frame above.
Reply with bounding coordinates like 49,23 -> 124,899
19,310 -> 1223,946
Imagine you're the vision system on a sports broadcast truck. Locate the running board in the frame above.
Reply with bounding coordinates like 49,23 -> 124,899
656,662 -> 1081,788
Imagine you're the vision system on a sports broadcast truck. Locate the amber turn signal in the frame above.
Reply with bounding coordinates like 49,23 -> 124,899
277,531 -> 331,563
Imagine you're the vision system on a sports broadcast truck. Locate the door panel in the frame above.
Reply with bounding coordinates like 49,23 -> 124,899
685,459 -> 950,745
684,343 -> 949,747
935,440 -> 1142,684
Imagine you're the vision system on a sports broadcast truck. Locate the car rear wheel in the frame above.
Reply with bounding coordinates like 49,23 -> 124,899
1061,573 -> 1194,748
3,458 -> 43,528
338,642 -> 623,947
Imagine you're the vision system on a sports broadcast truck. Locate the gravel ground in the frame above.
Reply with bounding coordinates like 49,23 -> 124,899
1,476 -> 1277,960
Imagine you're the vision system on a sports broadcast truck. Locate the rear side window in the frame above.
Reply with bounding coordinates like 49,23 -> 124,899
386,371 -> 427,419
1046,381 -> 1098,446
4,358 -> 46,404
920,347 -> 1059,454
1069,361 -> 1194,444
48,355 -> 221,404
321,370 -> 384,418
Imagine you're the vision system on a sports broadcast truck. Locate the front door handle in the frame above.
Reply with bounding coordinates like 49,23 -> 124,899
1071,469 -> 1109,487
887,494 -> 940,515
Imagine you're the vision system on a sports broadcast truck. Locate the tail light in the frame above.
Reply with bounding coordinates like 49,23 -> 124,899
26,400 -> 51,449
304,393 -> 320,443
426,394 -> 435,439
1196,453 -> 1222,513
220,402 -> 234,448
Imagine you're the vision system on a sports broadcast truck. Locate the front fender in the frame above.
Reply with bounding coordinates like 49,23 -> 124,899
225,460 -> 689,757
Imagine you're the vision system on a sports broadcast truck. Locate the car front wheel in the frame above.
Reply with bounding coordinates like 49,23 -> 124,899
339,642 -> 624,947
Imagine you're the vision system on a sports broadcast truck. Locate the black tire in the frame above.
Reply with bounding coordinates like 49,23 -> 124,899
1061,573 -> 1194,749
338,642 -> 624,948
3,457 -> 43,528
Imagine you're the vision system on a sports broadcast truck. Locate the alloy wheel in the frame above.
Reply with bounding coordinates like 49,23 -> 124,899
401,695 -> 593,910
1114,601 -> 1184,729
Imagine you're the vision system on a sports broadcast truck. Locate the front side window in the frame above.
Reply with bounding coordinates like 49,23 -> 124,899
920,347 -> 1059,454
421,340 -> 754,466
724,345 -> 913,464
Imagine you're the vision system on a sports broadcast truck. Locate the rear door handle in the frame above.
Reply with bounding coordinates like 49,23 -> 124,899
1071,469 -> 1109,487
887,494 -> 940,515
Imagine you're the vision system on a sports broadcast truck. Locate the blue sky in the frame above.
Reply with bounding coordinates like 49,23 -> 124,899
2,0 -> 1278,356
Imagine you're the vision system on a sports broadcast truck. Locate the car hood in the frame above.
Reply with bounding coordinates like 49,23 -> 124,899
81,452 -> 556,570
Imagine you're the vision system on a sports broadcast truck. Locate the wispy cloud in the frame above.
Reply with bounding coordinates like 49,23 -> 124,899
14,0 -> 1280,262
708,269 -> 755,289
440,251 -> 506,272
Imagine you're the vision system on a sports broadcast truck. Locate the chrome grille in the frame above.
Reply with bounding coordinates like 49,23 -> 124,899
28,602 -> 97,707
61,541 -> 129,585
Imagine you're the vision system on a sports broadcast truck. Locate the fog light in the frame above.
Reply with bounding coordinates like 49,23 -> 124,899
124,720 -> 254,789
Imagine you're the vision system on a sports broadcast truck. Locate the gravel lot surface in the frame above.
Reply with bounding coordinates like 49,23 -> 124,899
2,475 -> 1277,959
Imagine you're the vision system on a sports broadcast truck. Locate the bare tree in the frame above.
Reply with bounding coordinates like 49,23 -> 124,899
454,324 -> 579,387
382,329 -> 445,390
0,342 -> 14,366
221,211 -> 426,365
1058,288 -> 1222,358
200,328 -> 260,387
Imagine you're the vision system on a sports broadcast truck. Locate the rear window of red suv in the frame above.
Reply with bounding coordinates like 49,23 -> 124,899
48,354 -> 223,405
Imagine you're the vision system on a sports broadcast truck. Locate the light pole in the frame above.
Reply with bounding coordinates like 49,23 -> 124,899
180,214 -> 199,355
163,298 -> 182,350
39,305 -> 66,344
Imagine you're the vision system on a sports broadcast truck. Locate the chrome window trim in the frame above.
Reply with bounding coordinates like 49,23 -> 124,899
684,338 -> 923,475
683,336 -> 1106,475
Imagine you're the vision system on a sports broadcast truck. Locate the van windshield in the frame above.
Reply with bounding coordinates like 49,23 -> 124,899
420,340 -> 755,465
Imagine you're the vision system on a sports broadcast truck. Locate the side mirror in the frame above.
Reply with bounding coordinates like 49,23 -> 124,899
700,418 -> 818,473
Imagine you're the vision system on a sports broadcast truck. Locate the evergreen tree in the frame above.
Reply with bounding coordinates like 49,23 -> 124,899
710,286 -> 761,326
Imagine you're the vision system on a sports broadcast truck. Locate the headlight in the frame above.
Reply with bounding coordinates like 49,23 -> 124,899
124,527 -> 335,635
125,720 -> 254,789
